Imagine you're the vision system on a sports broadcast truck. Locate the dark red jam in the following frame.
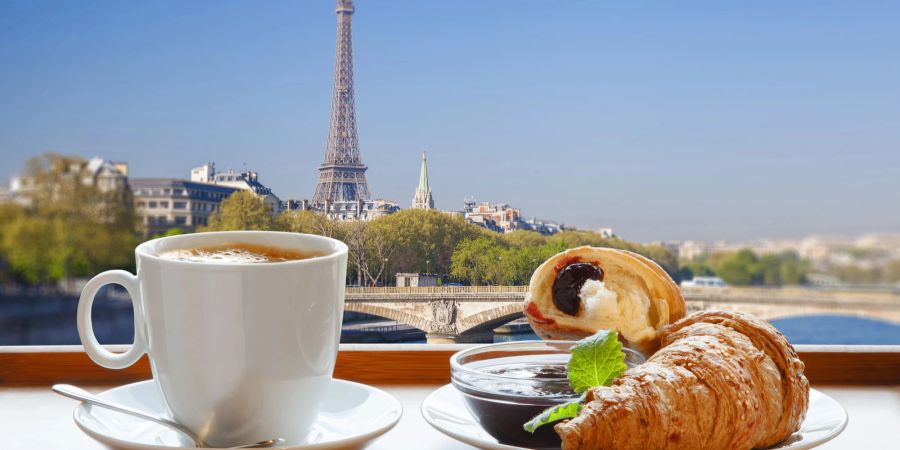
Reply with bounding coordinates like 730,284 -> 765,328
552,263 -> 603,316
456,362 -> 577,449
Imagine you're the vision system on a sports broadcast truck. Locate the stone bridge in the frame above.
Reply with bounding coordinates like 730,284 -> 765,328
345,286 -> 900,343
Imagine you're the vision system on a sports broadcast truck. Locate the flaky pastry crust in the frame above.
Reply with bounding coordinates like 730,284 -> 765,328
555,310 -> 810,450
524,246 -> 685,354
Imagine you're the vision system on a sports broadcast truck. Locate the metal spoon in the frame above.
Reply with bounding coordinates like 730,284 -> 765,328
52,384 -> 284,449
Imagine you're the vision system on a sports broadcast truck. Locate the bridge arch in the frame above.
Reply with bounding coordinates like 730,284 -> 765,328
457,303 -> 524,335
344,303 -> 431,332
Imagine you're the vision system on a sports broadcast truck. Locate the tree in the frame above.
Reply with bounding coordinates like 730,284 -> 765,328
278,210 -> 325,234
714,249 -> 760,286
450,237 -> 506,285
204,191 -> 275,231
707,250 -> 809,286
150,227 -> 186,240
503,230 -> 548,248
677,260 -> 715,282
368,209 -> 491,276
0,153 -> 137,285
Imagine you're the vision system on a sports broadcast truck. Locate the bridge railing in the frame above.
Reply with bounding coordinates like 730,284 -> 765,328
347,286 -> 529,295
346,285 -> 900,303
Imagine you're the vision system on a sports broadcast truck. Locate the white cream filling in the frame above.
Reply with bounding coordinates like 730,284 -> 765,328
579,279 -> 656,342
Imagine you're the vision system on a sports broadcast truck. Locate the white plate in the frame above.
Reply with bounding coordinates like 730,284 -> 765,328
421,384 -> 848,450
73,379 -> 402,450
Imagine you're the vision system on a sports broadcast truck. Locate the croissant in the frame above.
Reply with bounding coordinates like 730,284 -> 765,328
555,310 -> 810,450
524,246 -> 685,355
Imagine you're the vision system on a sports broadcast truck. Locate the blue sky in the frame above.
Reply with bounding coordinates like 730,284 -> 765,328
1,0 -> 899,242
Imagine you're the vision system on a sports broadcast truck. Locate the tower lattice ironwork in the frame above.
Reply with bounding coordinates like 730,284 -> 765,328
312,0 -> 371,206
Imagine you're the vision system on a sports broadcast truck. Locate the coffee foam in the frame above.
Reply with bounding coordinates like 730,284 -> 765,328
158,243 -> 323,264
161,248 -> 271,264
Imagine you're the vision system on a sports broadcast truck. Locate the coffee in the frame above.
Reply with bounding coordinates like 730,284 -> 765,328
159,243 -> 324,264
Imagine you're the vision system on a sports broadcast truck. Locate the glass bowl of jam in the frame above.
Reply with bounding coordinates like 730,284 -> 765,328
450,340 -> 645,449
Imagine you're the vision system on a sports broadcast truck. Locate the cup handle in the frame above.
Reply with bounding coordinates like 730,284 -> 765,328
77,270 -> 148,369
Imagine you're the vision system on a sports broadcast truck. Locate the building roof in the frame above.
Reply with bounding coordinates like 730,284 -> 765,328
130,178 -> 240,193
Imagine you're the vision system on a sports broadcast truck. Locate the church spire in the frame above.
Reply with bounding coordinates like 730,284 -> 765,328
418,151 -> 429,192
412,150 -> 434,209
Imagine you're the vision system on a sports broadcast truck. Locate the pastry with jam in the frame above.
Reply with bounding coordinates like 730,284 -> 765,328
523,246 -> 685,354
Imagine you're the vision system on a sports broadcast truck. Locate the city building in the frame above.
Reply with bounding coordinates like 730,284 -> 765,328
395,273 -> 439,287
83,158 -> 129,193
411,151 -> 434,210
460,197 -> 559,235
132,178 -> 239,235
319,198 -> 400,221
190,162 -> 283,213
2,157 -> 129,206
463,198 -> 522,232
523,217 -> 563,235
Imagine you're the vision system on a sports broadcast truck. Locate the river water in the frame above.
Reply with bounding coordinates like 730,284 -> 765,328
494,315 -> 900,345
2,290 -> 899,345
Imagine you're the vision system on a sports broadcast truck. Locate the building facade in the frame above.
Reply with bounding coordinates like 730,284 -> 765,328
131,179 -> 238,235
460,197 -> 560,235
395,273 -> 439,287
319,198 -> 400,221
190,162 -> 282,213
3,157 -> 129,206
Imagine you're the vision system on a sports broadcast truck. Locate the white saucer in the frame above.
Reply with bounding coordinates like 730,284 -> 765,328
421,385 -> 847,450
73,379 -> 402,450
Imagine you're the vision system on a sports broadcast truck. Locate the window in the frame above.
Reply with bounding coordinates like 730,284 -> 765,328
2,3 -> 898,356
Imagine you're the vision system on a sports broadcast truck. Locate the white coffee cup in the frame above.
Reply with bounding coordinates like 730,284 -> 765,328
77,231 -> 348,447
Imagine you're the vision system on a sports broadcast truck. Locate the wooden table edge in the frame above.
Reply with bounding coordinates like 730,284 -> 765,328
2,344 -> 899,387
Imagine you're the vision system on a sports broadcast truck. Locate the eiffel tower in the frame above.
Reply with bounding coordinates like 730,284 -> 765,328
312,0 -> 371,206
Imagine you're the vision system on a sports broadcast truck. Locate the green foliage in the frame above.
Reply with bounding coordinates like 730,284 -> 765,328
450,237 -> 506,285
567,329 -> 628,393
825,261 -> 900,284
203,191 -> 275,231
503,230 -> 548,248
677,260 -> 715,282
279,210 -> 323,234
706,249 -> 810,286
150,227 -> 186,240
368,209 -> 491,276
163,227 -> 185,237
715,249 -> 759,285
0,153 -> 138,285
450,236 -> 573,286
523,394 -> 585,434
524,329 -> 626,433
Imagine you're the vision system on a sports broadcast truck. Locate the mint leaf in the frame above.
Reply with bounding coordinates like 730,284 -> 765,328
521,330 -> 628,433
567,329 -> 628,394
523,393 -> 586,433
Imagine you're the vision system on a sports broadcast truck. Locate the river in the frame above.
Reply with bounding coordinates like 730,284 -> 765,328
2,290 -> 899,345
494,315 -> 900,345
